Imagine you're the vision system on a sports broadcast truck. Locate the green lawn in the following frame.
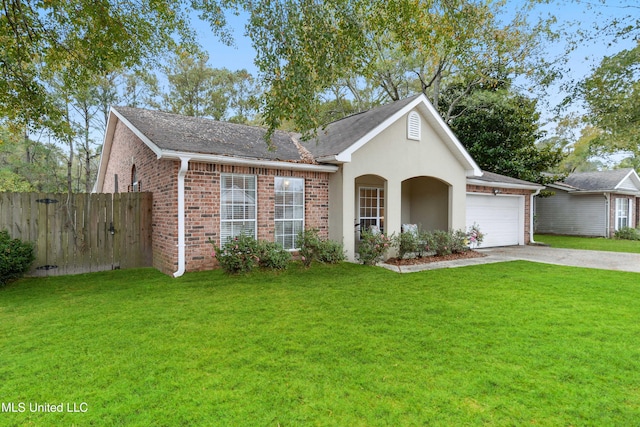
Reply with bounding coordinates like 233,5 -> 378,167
2,262 -> 640,425
535,233 -> 640,253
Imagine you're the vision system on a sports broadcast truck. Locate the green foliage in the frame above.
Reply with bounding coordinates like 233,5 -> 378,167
256,240 -> 292,270
357,230 -> 392,265
297,228 -> 345,266
211,235 -> 294,274
0,0 -> 228,138
394,231 -> 421,259
447,87 -> 564,184
237,0 -> 560,137
580,44 -> 640,156
614,227 -> 640,241
0,230 -> 35,285
211,234 -> 260,274
315,239 -> 346,264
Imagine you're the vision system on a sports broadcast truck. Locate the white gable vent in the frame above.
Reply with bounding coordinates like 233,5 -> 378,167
407,111 -> 421,140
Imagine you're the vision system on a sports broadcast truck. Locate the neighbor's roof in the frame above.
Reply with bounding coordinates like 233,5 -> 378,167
112,106 -> 306,163
562,168 -> 640,192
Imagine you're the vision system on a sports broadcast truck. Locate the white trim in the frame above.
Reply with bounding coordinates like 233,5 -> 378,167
173,157 -> 190,278
407,111 -> 421,140
614,169 -> 640,191
274,176 -> 305,250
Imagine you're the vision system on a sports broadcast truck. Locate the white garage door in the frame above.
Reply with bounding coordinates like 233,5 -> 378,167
466,194 -> 523,247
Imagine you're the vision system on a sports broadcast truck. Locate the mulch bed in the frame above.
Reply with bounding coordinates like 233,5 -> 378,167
385,250 -> 486,266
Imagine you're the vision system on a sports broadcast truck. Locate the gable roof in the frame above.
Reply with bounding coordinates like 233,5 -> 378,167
553,168 -> 640,194
303,93 -> 482,176
111,106 -> 305,162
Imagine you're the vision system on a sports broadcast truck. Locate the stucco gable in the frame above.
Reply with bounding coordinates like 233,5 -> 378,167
303,94 -> 482,176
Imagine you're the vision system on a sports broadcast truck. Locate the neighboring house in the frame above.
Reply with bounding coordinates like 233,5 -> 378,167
535,168 -> 640,237
94,94 -> 543,276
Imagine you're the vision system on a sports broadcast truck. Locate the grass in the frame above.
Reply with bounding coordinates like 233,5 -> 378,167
535,233 -> 640,253
2,262 -> 640,425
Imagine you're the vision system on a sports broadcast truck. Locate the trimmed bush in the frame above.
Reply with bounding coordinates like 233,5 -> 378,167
211,234 -> 259,274
0,230 -> 35,286
316,239 -> 345,264
298,228 -> 322,267
256,241 -> 292,270
614,227 -> 640,241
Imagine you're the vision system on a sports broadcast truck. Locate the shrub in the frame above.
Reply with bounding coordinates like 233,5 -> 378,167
395,231 -> 420,259
451,229 -> 469,254
316,240 -> 345,264
211,234 -> 259,274
431,230 -> 453,256
614,227 -> 640,241
0,230 -> 35,286
297,228 -> 345,266
298,228 -> 322,267
256,241 -> 292,270
357,230 -> 392,265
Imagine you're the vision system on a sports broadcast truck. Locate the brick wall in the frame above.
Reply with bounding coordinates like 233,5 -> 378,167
102,120 -> 331,275
466,184 -> 534,244
101,121 -> 178,274
184,163 -> 330,272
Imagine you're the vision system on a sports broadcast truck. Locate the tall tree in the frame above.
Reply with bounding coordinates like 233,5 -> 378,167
0,0 -> 229,139
237,0 -> 559,137
579,43 -> 640,157
446,85 -> 564,183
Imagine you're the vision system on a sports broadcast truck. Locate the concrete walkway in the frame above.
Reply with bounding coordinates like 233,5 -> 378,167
380,245 -> 640,273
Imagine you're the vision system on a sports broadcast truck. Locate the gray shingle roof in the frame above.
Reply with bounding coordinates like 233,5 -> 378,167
302,94 -> 422,158
113,106 -> 304,162
472,171 -> 542,187
563,169 -> 634,191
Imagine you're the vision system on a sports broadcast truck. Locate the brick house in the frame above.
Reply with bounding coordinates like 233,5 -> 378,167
94,94 -> 543,276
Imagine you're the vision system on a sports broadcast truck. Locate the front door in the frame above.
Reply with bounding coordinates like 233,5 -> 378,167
358,187 -> 385,238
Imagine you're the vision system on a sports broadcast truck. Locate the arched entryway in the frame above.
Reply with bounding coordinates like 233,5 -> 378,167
401,176 -> 450,231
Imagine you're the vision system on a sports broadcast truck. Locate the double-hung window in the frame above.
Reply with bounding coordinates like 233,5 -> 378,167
220,174 -> 257,243
616,197 -> 630,230
275,177 -> 304,250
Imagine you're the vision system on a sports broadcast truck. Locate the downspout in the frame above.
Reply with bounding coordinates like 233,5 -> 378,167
173,157 -> 190,278
604,193 -> 610,238
529,188 -> 542,244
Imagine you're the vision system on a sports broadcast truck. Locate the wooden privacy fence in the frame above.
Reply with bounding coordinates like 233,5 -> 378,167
0,192 -> 152,276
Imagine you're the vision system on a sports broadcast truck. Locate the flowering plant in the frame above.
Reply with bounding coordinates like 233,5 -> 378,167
466,223 -> 484,249
357,229 -> 392,265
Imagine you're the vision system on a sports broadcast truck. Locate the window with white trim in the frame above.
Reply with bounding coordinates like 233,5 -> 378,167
220,174 -> 257,243
616,197 -> 630,230
407,111 -> 421,140
358,186 -> 385,237
275,177 -> 304,250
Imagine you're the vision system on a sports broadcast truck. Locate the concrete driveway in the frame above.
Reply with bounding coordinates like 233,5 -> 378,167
477,245 -> 640,273
382,245 -> 640,273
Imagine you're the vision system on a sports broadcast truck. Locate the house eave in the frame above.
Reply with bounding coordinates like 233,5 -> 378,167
158,150 -> 339,173
466,178 -> 544,191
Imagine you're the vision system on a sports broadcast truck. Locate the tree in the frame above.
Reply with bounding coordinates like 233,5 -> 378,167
237,0 -> 560,137
0,0 -> 229,139
446,85 -> 564,183
162,50 -> 259,122
579,43 -> 640,157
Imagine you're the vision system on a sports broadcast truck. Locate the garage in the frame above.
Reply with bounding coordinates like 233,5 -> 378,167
466,193 -> 524,247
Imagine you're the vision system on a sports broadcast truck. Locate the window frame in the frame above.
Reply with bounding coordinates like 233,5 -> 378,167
274,176 -> 305,250
358,186 -> 385,239
220,173 -> 257,243
615,197 -> 631,230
